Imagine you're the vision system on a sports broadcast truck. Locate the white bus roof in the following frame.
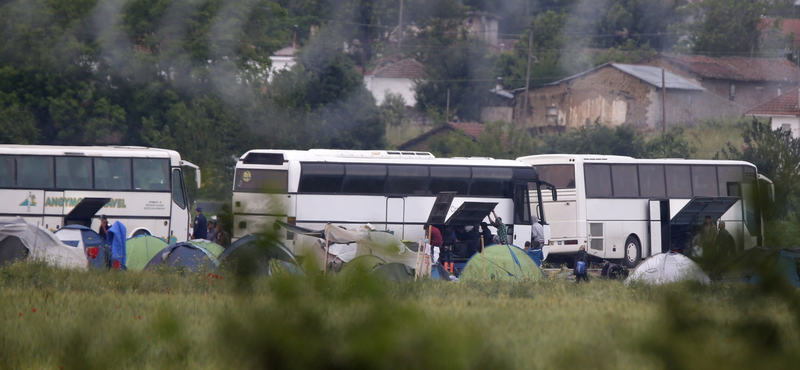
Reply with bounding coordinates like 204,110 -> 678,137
238,149 -> 533,167
517,154 -> 757,168
0,145 -> 182,161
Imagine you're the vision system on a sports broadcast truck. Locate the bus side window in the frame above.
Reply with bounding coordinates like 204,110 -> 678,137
17,156 -> 54,189
386,165 -> 429,195
133,158 -> 170,191
56,157 -> 92,189
342,164 -> 387,194
717,166 -> 742,197
94,158 -> 132,190
639,165 -> 665,198
299,163 -> 344,193
172,169 -> 186,209
611,164 -> 638,198
665,165 -> 692,198
584,164 -> 612,198
691,165 -> 718,197
429,166 -> 470,195
0,156 -> 15,188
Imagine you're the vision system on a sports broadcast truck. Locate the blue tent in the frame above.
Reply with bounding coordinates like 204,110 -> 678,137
144,242 -> 219,271
54,225 -> 110,269
722,247 -> 800,287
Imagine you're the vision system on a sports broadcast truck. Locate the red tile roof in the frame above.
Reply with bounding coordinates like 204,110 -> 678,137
658,53 -> 800,83
744,89 -> 800,116
369,58 -> 424,79
449,122 -> 486,139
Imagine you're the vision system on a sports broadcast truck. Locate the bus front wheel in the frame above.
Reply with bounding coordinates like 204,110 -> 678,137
623,236 -> 640,268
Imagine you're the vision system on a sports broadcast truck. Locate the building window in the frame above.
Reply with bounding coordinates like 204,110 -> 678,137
729,84 -> 736,101
782,123 -> 792,135
546,106 -> 558,125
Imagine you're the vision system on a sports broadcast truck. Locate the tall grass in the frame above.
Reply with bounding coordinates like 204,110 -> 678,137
2,262 -> 800,369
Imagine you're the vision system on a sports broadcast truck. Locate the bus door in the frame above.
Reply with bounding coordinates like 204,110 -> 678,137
171,168 -> 190,242
386,197 -> 405,239
648,200 -> 671,255
43,190 -> 64,231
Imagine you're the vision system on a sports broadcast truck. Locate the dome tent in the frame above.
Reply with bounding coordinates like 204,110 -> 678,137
54,225 -> 109,269
459,244 -> 544,281
188,239 -> 225,257
626,252 -> 711,285
144,242 -> 219,271
217,234 -> 302,275
0,218 -> 87,269
125,235 -> 169,272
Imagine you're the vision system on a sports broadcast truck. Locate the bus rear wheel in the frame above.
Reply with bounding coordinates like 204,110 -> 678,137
623,236 -> 640,268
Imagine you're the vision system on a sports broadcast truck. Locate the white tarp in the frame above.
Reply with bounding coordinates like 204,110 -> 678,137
625,252 -> 710,285
324,224 -> 419,268
291,224 -> 419,270
0,218 -> 88,269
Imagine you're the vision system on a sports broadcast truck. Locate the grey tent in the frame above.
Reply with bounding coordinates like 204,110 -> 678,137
217,234 -> 302,275
0,218 -> 87,269
144,242 -> 219,271
626,252 -> 711,285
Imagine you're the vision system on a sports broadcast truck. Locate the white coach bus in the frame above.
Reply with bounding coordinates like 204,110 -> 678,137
517,154 -> 769,267
0,145 -> 200,242
232,149 -> 553,253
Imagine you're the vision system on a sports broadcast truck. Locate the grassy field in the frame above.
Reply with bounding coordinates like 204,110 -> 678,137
2,262 -> 800,370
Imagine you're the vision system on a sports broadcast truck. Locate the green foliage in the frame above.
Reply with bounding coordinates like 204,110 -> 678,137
645,126 -> 697,159
426,121 -> 537,159
5,262 -> 800,369
379,92 -> 409,127
413,19 -> 496,122
673,0 -> 767,56
541,123 -> 648,157
720,119 -> 800,220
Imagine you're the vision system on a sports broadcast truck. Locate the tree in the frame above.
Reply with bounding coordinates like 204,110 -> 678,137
719,119 -> 800,220
379,92 -> 409,127
413,19 -> 496,122
676,0 -> 767,56
542,123 -> 648,157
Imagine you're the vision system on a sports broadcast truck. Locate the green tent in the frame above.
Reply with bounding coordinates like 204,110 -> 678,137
188,239 -> 225,257
125,235 -> 169,272
459,244 -> 544,281
341,255 -> 386,273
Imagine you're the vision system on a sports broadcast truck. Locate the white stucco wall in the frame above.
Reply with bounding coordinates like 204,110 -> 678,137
364,76 -> 417,106
268,56 -> 296,82
770,116 -> 800,138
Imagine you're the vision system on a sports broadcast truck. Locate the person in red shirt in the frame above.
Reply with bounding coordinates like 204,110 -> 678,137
424,224 -> 443,248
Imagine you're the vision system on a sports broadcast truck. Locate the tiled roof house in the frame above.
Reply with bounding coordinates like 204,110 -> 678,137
364,57 -> 425,105
637,53 -> 800,110
397,122 -> 507,151
744,88 -> 800,138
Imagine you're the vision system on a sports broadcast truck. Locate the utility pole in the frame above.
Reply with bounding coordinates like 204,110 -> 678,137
662,68 -> 666,134
522,1 -> 533,131
398,0 -> 404,51
446,89 -> 450,122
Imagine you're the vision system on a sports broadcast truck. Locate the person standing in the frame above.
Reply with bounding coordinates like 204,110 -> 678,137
216,222 -> 231,248
699,215 -> 717,257
98,215 -> 109,240
715,220 -> 736,258
192,207 -> 207,240
488,210 -> 508,245
480,222 -> 493,248
206,219 -> 218,243
531,215 -> 545,249
574,246 -> 589,283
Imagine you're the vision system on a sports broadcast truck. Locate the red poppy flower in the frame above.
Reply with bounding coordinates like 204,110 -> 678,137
32,308 -> 36,313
